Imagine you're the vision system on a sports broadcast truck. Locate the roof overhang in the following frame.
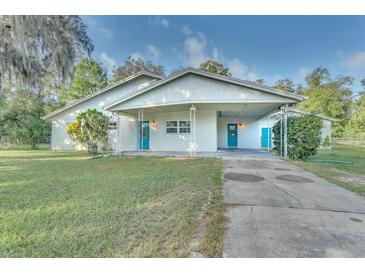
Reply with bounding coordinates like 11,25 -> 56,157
113,102 -> 289,121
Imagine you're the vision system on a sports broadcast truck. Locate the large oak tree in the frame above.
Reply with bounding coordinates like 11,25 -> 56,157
0,16 -> 93,90
63,58 -> 108,102
110,56 -> 165,84
298,67 -> 353,136
0,16 -> 93,148
199,60 -> 231,77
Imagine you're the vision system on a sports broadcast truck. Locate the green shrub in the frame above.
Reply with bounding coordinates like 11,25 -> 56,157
322,135 -> 331,148
273,115 -> 323,160
67,108 -> 109,153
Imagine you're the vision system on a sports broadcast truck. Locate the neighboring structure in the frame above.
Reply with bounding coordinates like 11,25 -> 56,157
274,108 -> 337,143
44,67 -> 334,154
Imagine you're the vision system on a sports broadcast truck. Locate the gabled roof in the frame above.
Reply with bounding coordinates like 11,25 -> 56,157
42,71 -> 163,120
104,67 -> 304,111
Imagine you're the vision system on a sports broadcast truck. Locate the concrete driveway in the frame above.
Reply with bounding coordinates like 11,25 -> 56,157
223,158 -> 365,257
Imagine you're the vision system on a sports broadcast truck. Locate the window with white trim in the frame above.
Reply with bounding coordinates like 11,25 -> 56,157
166,120 -> 190,134
166,121 -> 178,133
179,121 -> 191,133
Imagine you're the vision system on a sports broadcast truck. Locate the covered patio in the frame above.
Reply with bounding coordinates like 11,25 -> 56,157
103,68 -> 303,157
111,102 -> 289,157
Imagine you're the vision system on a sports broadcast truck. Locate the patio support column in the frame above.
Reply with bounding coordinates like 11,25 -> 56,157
267,116 -> 270,152
117,113 -> 121,157
137,109 -> 144,156
189,105 -> 196,157
283,104 -> 288,158
280,111 -> 283,157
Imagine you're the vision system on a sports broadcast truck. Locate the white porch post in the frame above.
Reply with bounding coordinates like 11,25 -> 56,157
267,116 -> 270,152
280,110 -> 283,157
283,104 -> 288,158
189,105 -> 196,157
137,109 -> 144,155
117,114 -> 121,156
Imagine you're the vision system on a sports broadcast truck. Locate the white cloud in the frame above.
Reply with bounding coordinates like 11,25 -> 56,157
336,50 -> 344,58
227,58 -> 258,81
145,45 -> 160,62
150,16 -> 170,28
298,67 -> 310,80
100,52 -> 116,70
130,52 -> 143,60
181,31 -> 260,81
342,51 -> 365,70
98,27 -> 113,39
212,47 -> 221,61
160,18 -> 170,28
84,17 -> 113,40
183,33 -> 208,67
181,25 -> 193,36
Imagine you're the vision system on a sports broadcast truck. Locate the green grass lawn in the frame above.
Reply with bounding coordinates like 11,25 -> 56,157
292,145 -> 365,197
0,150 -> 223,257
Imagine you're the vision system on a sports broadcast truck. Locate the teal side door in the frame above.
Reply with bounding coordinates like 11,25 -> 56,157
227,123 -> 238,147
261,127 -> 272,148
139,121 -> 150,149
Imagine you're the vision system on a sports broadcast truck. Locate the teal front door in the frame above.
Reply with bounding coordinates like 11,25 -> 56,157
227,124 -> 238,147
261,127 -> 272,148
139,121 -> 150,149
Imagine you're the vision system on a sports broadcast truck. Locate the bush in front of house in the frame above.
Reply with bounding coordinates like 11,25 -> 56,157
322,135 -> 331,149
273,115 -> 323,160
67,108 -> 110,153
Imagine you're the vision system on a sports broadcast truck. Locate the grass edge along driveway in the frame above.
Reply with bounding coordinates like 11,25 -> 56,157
291,145 -> 365,197
0,150 -> 224,257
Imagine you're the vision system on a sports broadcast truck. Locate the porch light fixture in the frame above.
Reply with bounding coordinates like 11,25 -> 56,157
152,120 -> 157,128
238,123 -> 244,129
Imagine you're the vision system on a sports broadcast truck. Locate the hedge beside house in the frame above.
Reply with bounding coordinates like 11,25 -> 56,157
67,108 -> 109,154
273,115 -> 323,160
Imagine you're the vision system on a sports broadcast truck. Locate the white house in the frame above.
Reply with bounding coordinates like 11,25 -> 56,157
43,67 -> 333,154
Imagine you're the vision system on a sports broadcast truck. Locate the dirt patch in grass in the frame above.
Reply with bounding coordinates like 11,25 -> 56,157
198,188 -> 226,258
329,168 -> 365,184
186,160 -> 226,258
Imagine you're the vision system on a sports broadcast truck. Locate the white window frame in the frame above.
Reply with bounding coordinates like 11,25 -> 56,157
166,121 -> 178,134
178,121 -> 191,134
165,120 -> 191,134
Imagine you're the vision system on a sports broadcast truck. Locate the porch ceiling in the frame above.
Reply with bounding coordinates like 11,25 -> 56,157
114,102 -> 285,119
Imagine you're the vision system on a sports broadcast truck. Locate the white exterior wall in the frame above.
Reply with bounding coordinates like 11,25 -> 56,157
119,115 -> 138,152
121,110 -> 217,152
50,76 -> 157,150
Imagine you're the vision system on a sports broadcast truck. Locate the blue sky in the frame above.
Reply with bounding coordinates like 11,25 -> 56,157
82,16 -> 365,93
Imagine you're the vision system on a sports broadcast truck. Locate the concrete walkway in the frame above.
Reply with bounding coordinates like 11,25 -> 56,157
223,158 -> 365,257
